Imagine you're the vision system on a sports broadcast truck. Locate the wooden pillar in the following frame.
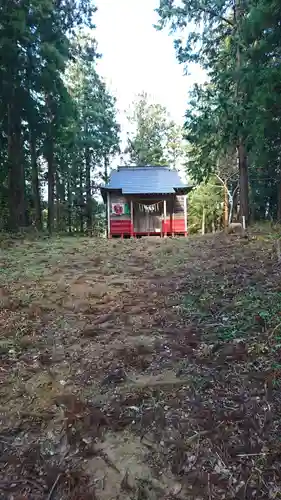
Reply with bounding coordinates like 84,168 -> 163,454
107,191 -> 111,238
184,194 -> 188,237
164,199 -> 167,237
201,207 -> 205,235
161,201 -> 163,237
130,199 -> 134,237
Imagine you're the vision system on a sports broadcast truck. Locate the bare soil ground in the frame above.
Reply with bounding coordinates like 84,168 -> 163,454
1,231 -> 281,499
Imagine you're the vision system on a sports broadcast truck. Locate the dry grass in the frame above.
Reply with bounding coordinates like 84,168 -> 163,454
1,232 -> 281,499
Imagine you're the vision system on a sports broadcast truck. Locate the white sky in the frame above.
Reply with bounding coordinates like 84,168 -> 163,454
94,0 -> 205,136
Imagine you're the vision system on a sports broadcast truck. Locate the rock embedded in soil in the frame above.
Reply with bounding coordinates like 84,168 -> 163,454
101,367 -> 127,386
81,325 -> 100,337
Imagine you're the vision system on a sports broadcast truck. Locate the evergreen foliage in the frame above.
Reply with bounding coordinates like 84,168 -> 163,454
157,0 -> 281,223
0,0 -> 120,233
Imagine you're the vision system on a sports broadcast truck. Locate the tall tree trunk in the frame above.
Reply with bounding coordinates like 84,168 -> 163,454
47,137 -> 55,235
7,100 -> 26,231
80,166 -> 84,234
55,173 -> 60,231
26,49 -> 41,231
85,145 -> 92,235
237,141 -> 249,223
67,177 -> 72,233
235,0 -> 249,223
60,177 -> 66,232
46,94 -> 55,235
29,129 -> 42,230
277,182 -> 281,223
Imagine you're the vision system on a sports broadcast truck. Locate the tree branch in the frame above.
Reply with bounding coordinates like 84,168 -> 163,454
215,173 -> 232,199
201,6 -> 235,27
232,182 -> 239,198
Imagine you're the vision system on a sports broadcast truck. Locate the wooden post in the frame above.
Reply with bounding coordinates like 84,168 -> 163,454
202,207 -> 206,235
164,199 -> 167,237
130,199 -> 134,237
107,191 -> 111,238
184,194 -> 188,237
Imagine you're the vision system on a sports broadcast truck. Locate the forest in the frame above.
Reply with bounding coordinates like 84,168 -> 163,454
1,0 -> 281,235
0,0 -> 120,235
157,0 -> 281,227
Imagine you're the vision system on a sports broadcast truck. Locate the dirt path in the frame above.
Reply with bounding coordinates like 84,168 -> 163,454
1,233 -> 281,499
